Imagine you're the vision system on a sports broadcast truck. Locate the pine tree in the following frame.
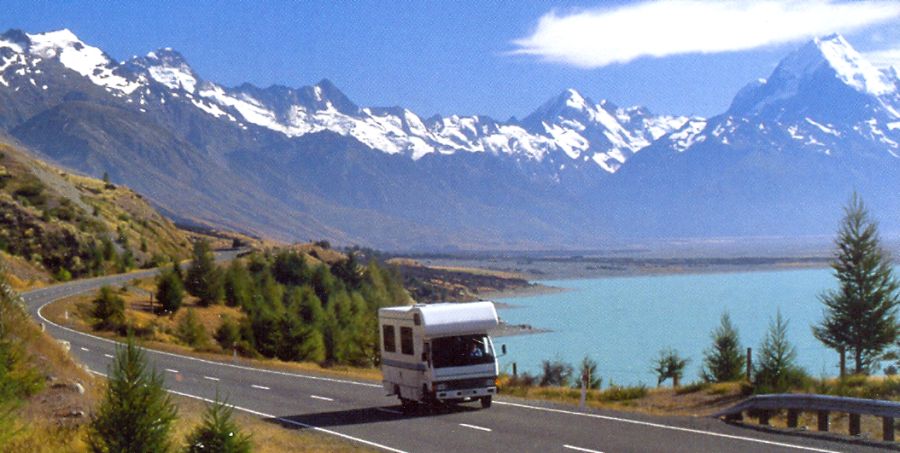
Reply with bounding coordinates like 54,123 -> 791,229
813,194 -> 900,374
215,316 -> 242,352
176,309 -> 210,349
184,393 -> 252,453
155,267 -> 184,314
701,312 -> 745,382
92,286 -> 125,332
223,261 -> 252,308
185,240 -> 223,306
755,311 -> 805,393
86,338 -> 178,452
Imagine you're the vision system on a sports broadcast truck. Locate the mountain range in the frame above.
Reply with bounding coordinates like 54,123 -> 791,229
0,29 -> 898,249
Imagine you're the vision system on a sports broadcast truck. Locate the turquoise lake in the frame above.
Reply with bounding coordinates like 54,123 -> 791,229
494,267 -> 850,387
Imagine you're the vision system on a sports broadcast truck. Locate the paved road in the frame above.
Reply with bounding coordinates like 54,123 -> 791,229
21,270 -> 889,453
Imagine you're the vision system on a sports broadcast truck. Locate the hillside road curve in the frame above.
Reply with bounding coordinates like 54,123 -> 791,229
20,268 -> 891,453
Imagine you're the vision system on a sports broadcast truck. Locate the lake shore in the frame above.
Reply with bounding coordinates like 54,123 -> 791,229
479,282 -> 567,301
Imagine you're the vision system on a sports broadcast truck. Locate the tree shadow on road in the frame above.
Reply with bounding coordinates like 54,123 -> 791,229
270,402 -> 482,430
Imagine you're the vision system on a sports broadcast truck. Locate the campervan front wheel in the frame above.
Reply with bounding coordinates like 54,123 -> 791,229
480,396 -> 492,408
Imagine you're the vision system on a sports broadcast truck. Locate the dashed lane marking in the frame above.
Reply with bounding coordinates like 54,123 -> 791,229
564,445 -> 603,453
459,423 -> 492,432
310,395 -> 333,401
80,347 -> 89,351
251,384 -> 270,390
495,401 -> 841,453
203,376 -> 220,381
85,370 -> 407,453
165,369 -> 179,374
104,354 -> 113,358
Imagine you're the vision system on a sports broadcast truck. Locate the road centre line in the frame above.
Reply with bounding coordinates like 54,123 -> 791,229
33,284 -> 841,453
104,354 -> 113,358
165,368 -> 179,373
80,347 -> 89,351
251,384 -> 270,390
459,423 -> 492,432
86,370 -> 407,453
310,394 -> 333,401
204,376 -> 220,382
564,445 -> 603,453
494,402 -> 840,453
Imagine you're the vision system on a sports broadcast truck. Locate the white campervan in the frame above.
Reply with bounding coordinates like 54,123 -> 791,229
378,302 -> 504,410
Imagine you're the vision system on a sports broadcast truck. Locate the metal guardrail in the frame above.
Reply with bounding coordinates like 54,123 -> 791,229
714,393 -> 900,442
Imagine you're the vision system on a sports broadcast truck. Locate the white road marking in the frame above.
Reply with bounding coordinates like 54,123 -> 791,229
376,408 -> 402,415
564,445 -> 604,453
459,423 -> 492,432
104,354 -> 113,358
251,384 -> 270,390
204,376 -> 220,382
80,347 -> 89,351
86,370 -> 407,453
33,291 -> 839,453
310,394 -> 333,401
165,368 -> 179,374
495,401 -> 841,453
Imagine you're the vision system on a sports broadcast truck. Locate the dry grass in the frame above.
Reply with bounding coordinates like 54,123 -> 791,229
171,396 -> 374,453
499,379 -> 744,417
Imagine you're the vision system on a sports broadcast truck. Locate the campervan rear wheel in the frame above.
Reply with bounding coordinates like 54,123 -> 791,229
400,398 -> 416,414
480,396 -> 492,408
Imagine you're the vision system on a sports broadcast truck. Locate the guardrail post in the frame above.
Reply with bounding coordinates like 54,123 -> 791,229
883,417 -> 895,442
787,409 -> 799,428
849,413 -> 861,436
817,410 -> 829,432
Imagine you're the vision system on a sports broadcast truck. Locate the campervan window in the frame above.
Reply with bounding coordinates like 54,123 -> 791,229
400,327 -> 414,355
383,325 -> 396,353
431,334 -> 494,368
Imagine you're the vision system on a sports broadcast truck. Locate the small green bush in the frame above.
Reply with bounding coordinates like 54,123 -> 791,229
597,384 -> 648,402
176,309 -> 210,349
675,381 -> 710,395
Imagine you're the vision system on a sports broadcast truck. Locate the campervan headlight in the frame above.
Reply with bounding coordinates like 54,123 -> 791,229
435,382 -> 449,391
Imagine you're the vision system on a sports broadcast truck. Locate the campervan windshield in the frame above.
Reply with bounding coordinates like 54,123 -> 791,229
431,334 -> 494,368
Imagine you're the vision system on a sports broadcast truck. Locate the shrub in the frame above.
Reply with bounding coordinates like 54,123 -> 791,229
539,359 -> 573,387
184,394 -> 252,453
155,268 -> 184,314
176,309 -> 210,349
597,384 -> 648,402
754,311 -> 808,393
215,316 -> 242,351
653,348 -> 689,388
92,286 -> 125,332
86,337 -> 178,452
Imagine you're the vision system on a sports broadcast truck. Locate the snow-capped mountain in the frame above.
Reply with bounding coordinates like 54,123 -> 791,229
611,33 -> 900,239
1,28 -> 898,247
0,28 -> 685,173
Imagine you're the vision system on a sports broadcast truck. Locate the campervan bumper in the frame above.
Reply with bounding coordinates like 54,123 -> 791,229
435,385 -> 496,401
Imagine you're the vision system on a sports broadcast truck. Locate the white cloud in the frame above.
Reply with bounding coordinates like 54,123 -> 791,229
511,1 -> 900,68
865,47 -> 900,69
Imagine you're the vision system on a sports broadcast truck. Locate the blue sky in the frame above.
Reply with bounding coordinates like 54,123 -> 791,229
2,1 -> 900,119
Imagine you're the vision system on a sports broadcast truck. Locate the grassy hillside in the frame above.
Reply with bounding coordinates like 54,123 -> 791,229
0,140 -> 193,288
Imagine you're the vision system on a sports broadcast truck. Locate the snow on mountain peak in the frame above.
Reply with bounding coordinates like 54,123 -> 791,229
142,48 -> 197,92
780,33 -> 895,96
26,29 -> 141,95
564,88 -> 588,110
